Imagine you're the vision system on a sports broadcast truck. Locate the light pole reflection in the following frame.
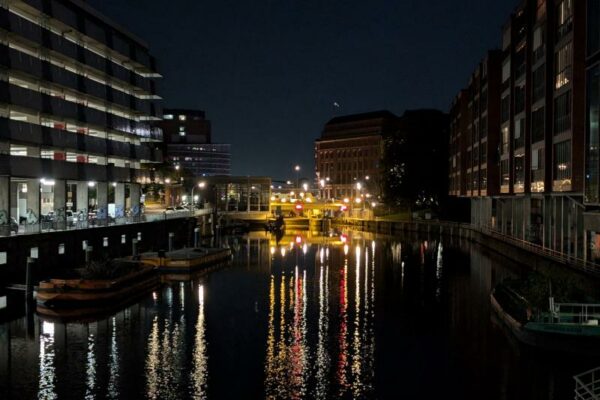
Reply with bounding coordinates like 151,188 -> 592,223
191,284 -> 208,398
38,321 -> 57,400
85,333 -> 96,400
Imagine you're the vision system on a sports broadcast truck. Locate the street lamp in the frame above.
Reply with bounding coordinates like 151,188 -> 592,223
191,181 -> 206,212
294,165 -> 300,188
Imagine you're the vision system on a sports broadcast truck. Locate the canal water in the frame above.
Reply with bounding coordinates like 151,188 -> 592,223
0,230 -> 597,399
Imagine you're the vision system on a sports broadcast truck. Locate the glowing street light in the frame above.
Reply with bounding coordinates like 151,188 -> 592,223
191,181 -> 206,211
294,165 -> 301,188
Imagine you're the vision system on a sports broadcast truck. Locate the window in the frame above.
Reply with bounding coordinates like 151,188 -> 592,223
532,107 -> 545,143
533,25 -> 546,62
481,141 -> 487,164
554,140 -> 571,181
586,65 -> 600,203
481,170 -> 488,190
501,95 -> 510,122
501,159 -> 510,186
536,0 -> 546,22
163,114 -> 173,120
473,144 -> 479,164
481,88 -> 488,110
532,148 -> 544,170
178,115 -> 187,121
514,154 -> 525,187
501,126 -> 510,155
555,42 -> 572,89
480,115 -> 488,138
532,66 -> 545,103
589,0 -> 600,56
514,118 -> 525,149
466,172 -> 472,191
554,90 -> 571,134
531,147 -> 545,189
502,27 -> 511,50
502,60 -> 511,83
557,0 -> 573,40
515,84 -> 525,114
515,48 -> 526,79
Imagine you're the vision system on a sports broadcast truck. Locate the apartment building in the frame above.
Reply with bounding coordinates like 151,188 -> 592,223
0,0 -> 162,233
450,0 -> 599,261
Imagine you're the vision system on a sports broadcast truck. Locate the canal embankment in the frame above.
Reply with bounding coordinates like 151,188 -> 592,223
334,218 -> 600,279
0,215 -> 215,286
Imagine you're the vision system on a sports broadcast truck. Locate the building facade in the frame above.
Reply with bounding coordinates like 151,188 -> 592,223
156,109 -> 231,177
314,111 -> 398,201
450,0 -> 600,262
0,0 -> 163,233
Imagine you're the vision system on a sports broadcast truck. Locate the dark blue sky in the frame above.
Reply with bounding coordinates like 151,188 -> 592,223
89,0 -> 517,180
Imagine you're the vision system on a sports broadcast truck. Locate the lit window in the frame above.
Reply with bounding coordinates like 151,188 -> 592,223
178,115 -> 186,121
180,131 -> 186,136
164,114 -> 173,120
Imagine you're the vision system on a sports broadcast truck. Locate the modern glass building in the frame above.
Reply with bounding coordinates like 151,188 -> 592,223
156,109 -> 231,178
0,0 -> 163,234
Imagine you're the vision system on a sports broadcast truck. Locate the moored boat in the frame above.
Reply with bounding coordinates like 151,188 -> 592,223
141,247 -> 232,275
490,287 -> 600,356
36,260 -> 159,317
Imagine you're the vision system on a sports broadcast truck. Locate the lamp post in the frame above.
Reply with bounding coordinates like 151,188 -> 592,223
294,165 -> 300,189
319,179 -> 325,200
164,177 -> 171,207
191,181 -> 205,213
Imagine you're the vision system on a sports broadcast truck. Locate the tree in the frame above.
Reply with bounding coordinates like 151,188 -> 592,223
382,110 -> 450,213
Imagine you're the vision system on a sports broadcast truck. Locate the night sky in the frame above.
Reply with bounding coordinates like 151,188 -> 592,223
89,0 -> 517,180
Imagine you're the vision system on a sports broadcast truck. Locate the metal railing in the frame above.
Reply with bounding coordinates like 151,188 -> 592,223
575,367 -> 600,400
0,209 -> 211,238
335,216 -> 600,277
477,224 -> 600,277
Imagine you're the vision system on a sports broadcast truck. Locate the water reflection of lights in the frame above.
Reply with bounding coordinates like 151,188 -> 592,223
264,238 -> 376,397
146,317 -> 160,397
270,246 -> 276,256
436,242 -> 444,299
180,282 -> 185,311
108,317 -> 119,398
191,283 -> 208,398
352,245 -> 363,397
281,247 -> 286,257
302,243 -> 308,255
85,334 -> 96,400
315,261 -> 330,399
337,254 -> 349,395
38,321 -> 56,399
265,267 -> 309,398
145,285 -> 190,397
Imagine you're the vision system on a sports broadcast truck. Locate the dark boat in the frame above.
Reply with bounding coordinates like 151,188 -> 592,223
490,287 -> 600,357
36,260 -> 159,318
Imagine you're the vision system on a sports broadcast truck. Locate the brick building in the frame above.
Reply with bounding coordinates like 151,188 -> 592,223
449,0 -> 600,261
